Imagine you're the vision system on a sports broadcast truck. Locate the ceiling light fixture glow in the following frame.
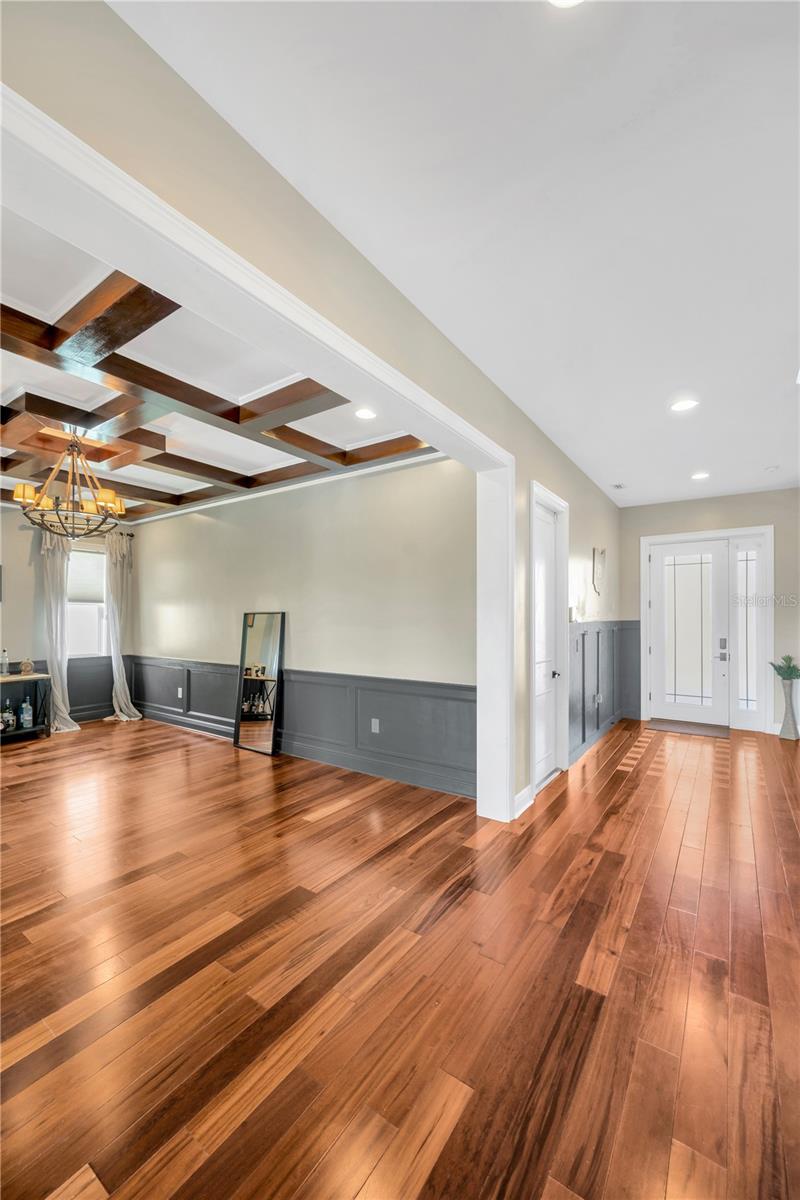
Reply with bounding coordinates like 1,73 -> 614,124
691,471 -> 710,481
548,0 -> 585,7
670,394 -> 699,413
354,408 -> 376,420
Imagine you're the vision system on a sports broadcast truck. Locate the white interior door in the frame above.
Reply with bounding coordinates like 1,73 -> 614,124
650,539 -> 730,725
533,502 -> 558,787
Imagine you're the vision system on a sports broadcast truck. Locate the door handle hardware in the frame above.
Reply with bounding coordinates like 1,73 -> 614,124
713,652 -> 728,662
552,670 -> 560,678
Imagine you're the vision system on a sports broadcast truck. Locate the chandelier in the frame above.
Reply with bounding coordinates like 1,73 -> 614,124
12,432 -> 125,540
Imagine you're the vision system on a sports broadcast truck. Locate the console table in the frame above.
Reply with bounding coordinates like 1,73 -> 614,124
0,673 -> 51,742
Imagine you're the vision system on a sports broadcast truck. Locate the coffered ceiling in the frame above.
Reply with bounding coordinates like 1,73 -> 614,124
0,210 -> 435,520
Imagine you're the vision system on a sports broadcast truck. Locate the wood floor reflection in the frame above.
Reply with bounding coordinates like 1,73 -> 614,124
1,719 -> 797,1199
237,719 -> 276,752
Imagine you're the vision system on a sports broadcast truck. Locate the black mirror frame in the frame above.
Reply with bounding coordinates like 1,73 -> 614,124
233,611 -> 286,755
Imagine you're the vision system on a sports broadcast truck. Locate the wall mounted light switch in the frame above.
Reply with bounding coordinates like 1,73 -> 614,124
370,718 -> 380,733
177,686 -> 183,699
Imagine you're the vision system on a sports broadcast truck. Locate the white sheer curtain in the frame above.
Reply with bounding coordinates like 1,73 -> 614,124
105,531 -> 141,721
40,532 -> 80,733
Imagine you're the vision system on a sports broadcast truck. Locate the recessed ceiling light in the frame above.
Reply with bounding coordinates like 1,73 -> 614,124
548,0 -> 584,7
691,471 -> 710,480
354,408 -> 376,420
670,394 -> 699,413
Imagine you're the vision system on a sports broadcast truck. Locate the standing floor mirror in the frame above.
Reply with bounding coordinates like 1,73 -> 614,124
234,612 -> 285,755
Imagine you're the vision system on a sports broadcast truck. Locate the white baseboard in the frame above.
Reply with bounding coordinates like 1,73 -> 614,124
514,785 -> 534,819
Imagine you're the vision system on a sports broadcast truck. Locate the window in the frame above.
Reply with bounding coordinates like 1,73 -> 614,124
663,552 -> 713,706
736,548 -> 759,712
67,550 -> 108,656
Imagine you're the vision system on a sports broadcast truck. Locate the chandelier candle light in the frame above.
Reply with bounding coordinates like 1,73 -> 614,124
12,432 -> 125,539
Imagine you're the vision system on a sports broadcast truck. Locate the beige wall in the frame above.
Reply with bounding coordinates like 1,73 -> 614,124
620,488 -> 800,717
132,459 -> 477,683
0,509 -> 47,661
2,2 -> 621,789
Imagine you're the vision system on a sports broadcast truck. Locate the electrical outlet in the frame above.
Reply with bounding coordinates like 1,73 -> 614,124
370,718 -> 380,734
177,686 -> 183,699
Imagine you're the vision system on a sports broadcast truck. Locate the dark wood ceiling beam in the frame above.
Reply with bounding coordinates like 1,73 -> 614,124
95,352 -> 236,419
136,452 -> 249,491
238,379 -> 349,430
1,394 -> 167,462
50,272 -> 179,364
0,409 -> 44,445
1,327 -> 242,441
0,306 -> 51,350
25,468 -> 181,508
86,396 -> 171,442
339,435 -> 432,467
1,451 -> 60,477
4,393 -> 168,451
174,486 -> 233,506
7,391 -> 98,431
259,424 -> 346,470
117,503 -> 160,520
245,461 -> 328,489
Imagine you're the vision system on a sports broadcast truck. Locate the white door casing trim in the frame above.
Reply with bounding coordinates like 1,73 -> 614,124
1,85 -> 517,820
640,525 -> 775,732
528,482 -> 569,810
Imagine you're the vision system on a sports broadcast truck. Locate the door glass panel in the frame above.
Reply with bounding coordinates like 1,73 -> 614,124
663,553 -> 712,707
737,550 -> 758,711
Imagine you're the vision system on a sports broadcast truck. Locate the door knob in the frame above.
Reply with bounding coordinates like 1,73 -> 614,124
552,670 -> 561,678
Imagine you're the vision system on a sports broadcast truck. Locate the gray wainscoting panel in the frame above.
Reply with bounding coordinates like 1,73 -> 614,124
281,673 -> 353,751
68,656 -> 115,722
282,670 -> 477,797
130,656 -> 238,738
186,665 -> 239,730
569,621 -> 641,762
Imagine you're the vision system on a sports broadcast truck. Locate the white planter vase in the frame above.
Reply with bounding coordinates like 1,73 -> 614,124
778,679 -> 799,740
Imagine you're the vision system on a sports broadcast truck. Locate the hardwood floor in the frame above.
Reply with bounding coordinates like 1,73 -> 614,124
1,718 -> 798,1199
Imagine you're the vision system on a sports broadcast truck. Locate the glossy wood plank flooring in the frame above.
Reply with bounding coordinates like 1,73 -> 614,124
2,719 -> 798,1199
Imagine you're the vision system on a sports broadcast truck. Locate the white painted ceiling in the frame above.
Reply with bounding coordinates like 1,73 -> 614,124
114,0 -> 799,506
1,209 -> 111,323
0,208 -> 409,488
120,309 -> 297,403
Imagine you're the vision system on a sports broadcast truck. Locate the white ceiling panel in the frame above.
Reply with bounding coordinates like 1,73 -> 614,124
107,463 -> 209,495
291,406 -> 405,450
120,308 -> 296,402
0,350 -> 116,411
1,207 -> 111,324
114,1 -> 799,506
145,411 -> 302,474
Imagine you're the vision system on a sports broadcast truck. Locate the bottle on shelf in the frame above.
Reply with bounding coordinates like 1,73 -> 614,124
0,648 -> 9,675
2,700 -> 16,732
19,697 -> 33,730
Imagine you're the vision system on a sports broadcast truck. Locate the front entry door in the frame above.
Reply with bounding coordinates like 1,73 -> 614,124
533,502 -> 558,787
650,539 -> 730,725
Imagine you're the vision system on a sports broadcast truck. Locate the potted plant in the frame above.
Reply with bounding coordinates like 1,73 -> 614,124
770,655 -> 800,740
